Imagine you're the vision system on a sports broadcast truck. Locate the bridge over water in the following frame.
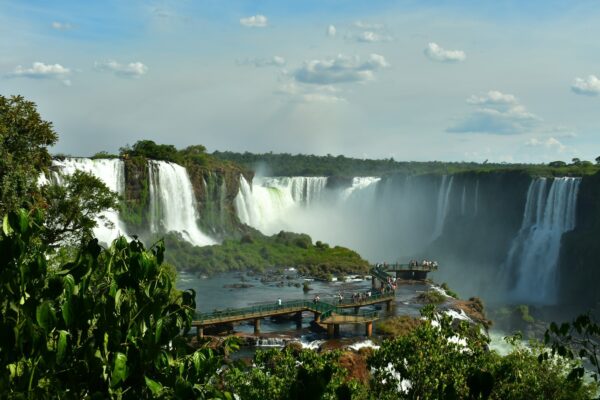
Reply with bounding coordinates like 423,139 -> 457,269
192,263 -> 437,339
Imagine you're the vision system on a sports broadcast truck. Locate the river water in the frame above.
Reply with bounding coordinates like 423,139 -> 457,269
177,269 -> 428,338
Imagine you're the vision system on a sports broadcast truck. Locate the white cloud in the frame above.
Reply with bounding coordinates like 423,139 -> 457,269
276,81 -> 346,104
327,25 -> 336,37
8,62 -> 72,85
571,75 -> 600,96
424,43 -> 466,63
51,21 -> 72,31
237,56 -> 285,67
346,21 -> 391,43
95,60 -> 148,78
448,90 -> 540,135
353,21 -> 384,30
294,54 -> 389,85
240,15 -> 268,28
355,31 -> 392,43
525,137 -> 566,152
467,90 -> 516,107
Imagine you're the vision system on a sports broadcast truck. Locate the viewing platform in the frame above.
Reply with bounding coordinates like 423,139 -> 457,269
192,291 -> 393,339
371,262 -> 438,283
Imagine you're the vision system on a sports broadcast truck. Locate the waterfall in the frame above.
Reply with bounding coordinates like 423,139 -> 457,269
234,176 -> 329,234
259,176 -> 328,205
460,185 -> 467,216
504,177 -> 581,304
51,158 -> 128,245
474,180 -> 479,216
148,160 -> 215,246
431,175 -> 454,241
341,177 -> 381,200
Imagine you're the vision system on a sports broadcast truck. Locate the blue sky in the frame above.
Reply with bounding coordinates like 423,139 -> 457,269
2,0 -> 600,162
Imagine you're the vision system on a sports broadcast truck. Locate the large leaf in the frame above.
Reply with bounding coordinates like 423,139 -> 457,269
36,301 -> 57,332
111,352 -> 128,387
145,375 -> 164,396
2,214 -> 13,236
56,330 -> 68,365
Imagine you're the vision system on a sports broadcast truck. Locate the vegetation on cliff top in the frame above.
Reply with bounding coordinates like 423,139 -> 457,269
163,230 -> 370,278
213,150 -> 600,178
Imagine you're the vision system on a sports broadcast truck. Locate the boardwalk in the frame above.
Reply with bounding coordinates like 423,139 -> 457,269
191,262 -> 435,340
192,291 -> 393,339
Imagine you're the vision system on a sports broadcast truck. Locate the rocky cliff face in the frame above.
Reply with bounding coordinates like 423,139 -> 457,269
185,162 -> 253,240
121,157 -> 150,235
120,157 -> 252,240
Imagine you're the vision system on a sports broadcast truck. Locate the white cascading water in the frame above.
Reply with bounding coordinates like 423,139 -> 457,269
431,175 -> 454,241
341,177 -> 381,200
235,176 -> 329,234
148,160 -> 215,246
504,177 -> 581,304
51,158 -> 129,245
474,179 -> 479,216
460,185 -> 467,215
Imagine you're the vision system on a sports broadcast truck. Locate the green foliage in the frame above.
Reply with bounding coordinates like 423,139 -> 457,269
0,95 -> 57,214
542,314 -> 600,383
212,150 -> 600,178
0,208 -> 229,398
369,308 -> 597,399
223,347 -> 366,400
417,290 -> 446,305
516,304 -> 535,324
120,140 -> 181,163
441,282 -> 458,299
376,315 -> 423,337
163,231 -> 370,278
91,151 -> 119,159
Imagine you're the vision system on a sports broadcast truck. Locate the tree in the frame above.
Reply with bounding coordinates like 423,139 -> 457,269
41,170 -> 119,247
596,156 -> 600,165
572,158 -> 582,166
549,161 -> 567,168
0,95 -> 58,214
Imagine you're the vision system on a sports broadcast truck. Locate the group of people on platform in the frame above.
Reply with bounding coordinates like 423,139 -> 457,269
408,259 -> 438,268
311,287 -> 394,305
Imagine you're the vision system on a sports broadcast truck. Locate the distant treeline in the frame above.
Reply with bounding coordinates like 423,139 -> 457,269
212,151 -> 600,177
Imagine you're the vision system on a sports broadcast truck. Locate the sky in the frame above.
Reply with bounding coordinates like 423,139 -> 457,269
1,0 -> 600,163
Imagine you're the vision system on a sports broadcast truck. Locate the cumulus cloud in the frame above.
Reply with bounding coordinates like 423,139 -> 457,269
448,90 -> 540,135
51,21 -> 72,31
346,21 -> 391,43
240,15 -> 268,28
353,21 -> 384,30
237,56 -> 285,67
276,82 -> 346,104
294,54 -> 389,85
525,137 -> 566,152
95,60 -> 148,78
424,43 -> 466,63
327,25 -> 336,37
571,75 -> 600,96
8,62 -> 71,85
355,31 -> 392,43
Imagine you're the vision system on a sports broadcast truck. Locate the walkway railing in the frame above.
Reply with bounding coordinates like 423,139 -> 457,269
194,292 -> 394,325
